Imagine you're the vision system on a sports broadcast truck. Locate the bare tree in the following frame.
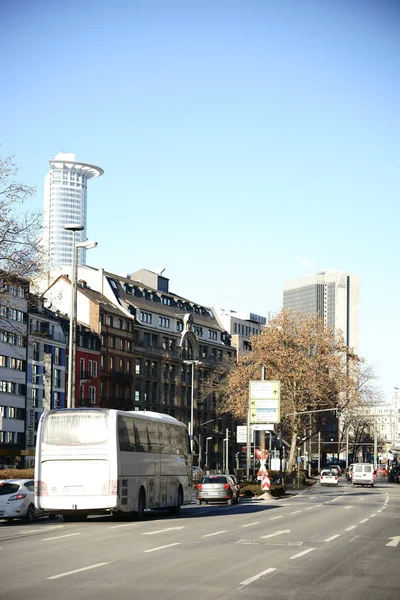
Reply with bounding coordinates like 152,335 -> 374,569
216,309 -> 366,471
0,147 -> 44,282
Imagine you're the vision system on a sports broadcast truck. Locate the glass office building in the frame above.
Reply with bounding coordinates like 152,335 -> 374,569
43,152 -> 103,271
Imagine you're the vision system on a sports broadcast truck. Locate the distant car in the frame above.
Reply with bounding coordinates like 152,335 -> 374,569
320,470 -> 339,486
330,465 -> 342,476
229,474 -> 240,493
346,464 -> 354,481
196,474 -> 239,505
0,479 -> 56,523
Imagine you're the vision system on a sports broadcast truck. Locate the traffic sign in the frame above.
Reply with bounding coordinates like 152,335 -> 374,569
249,380 -> 280,424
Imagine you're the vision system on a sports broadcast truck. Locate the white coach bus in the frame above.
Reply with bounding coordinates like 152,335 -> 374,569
35,408 -> 192,520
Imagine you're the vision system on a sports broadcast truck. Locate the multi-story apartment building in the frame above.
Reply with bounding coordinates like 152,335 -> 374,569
26,295 -> 68,464
283,270 -> 359,353
0,275 -> 29,467
213,308 -> 266,358
75,323 -> 101,408
43,267 -> 236,469
43,152 -> 103,275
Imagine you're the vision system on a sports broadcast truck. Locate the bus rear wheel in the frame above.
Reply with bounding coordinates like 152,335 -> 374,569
169,488 -> 183,515
134,489 -> 146,520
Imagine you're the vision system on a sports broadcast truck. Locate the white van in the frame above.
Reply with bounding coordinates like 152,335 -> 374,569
352,463 -> 375,487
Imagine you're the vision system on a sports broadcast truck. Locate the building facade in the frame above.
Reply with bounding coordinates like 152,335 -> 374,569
283,270 -> 359,352
0,275 -> 29,467
26,297 -> 68,464
43,267 -> 236,469
213,308 -> 266,359
43,152 -> 103,273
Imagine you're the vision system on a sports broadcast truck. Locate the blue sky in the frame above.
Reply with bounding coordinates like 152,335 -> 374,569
1,0 -> 399,401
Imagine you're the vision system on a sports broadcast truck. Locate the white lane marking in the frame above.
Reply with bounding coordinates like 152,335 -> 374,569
344,506 -> 353,510
202,530 -> 227,538
291,511 -> 301,515
360,519 -> 369,523
325,497 -> 341,503
47,562 -> 110,580
346,526 -> 357,531
270,516 -> 283,520
109,523 -> 137,529
261,530 -> 290,539
306,507 -> 314,511
42,533 -> 82,542
143,526 -> 185,535
377,510 -> 382,513
369,514 -> 377,518
144,543 -> 181,553
241,522 -> 260,528
239,568 -> 276,587
290,548 -> 316,560
325,534 -> 340,542
19,526 -> 64,535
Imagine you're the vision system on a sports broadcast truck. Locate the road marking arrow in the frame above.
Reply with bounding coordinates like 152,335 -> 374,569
386,536 -> 400,547
261,529 -> 290,539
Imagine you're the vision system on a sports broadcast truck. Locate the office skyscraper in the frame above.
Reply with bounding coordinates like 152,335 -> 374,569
283,270 -> 359,352
43,152 -> 103,271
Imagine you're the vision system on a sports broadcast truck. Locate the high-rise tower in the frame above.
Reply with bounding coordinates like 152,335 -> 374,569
283,270 -> 359,353
43,152 -> 103,271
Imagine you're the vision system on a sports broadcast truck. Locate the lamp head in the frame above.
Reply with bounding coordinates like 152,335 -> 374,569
64,223 -> 84,232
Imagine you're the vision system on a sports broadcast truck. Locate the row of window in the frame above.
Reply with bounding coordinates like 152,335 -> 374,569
233,322 -> 261,336
100,313 -> 133,332
0,405 -> 25,419
118,416 -> 188,455
0,381 -> 26,395
79,358 -> 98,378
138,310 -> 219,340
0,431 -> 22,444
0,332 -> 25,346
0,282 -> 26,298
31,388 -> 61,409
0,306 -> 25,322
122,283 -> 212,318
0,356 -> 25,370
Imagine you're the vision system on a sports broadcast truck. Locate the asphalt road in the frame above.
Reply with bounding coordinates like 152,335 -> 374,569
0,477 -> 399,600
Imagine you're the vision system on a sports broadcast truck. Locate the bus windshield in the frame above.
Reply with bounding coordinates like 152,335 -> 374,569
43,412 -> 108,446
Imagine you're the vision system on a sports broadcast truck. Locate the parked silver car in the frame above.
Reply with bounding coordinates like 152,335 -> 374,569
196,474 -> 239,505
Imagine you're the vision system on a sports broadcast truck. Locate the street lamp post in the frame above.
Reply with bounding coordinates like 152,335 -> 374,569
205,437 -> 212,473
183,359 -> 202,454
64,224 -> 97,409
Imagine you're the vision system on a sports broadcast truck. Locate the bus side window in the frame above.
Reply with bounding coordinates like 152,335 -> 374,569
134,419 -> 148,452
118,416 -> 136,452
147,421 -> 160,453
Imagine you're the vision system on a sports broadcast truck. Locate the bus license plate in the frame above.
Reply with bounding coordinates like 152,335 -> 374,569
64,486 -> 84,494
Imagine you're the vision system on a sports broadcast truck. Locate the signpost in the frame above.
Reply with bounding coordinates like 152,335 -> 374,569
246,376 -> 281,482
